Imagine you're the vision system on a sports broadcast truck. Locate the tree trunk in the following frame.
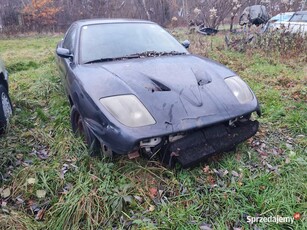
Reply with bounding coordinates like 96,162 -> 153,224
141,0 -> 151,20
230,15 -> 235,32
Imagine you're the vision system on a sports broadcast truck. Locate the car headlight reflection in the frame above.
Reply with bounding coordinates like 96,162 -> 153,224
225,76 -> 254,104
100,95 -> 156,127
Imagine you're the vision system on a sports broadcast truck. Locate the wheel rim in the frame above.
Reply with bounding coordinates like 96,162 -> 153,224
1,92 -> 12,122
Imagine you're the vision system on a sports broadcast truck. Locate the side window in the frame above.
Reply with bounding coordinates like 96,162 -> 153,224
290,13 -> 307,22
63,26 -> 76,53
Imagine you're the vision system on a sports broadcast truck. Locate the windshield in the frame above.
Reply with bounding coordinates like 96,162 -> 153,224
270,13 -> 294,22
79,23 -> 188,64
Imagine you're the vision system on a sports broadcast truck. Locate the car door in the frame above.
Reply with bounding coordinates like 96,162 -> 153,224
57,25 -> 77,95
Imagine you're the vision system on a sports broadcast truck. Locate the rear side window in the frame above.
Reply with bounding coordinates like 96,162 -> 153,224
290,13 -> 307,22
63,26 -> 77,52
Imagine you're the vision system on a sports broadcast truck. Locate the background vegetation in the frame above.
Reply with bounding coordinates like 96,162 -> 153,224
1,0 -> 306,34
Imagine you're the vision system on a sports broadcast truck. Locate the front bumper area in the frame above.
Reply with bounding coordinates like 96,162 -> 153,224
163,120 -> 259,168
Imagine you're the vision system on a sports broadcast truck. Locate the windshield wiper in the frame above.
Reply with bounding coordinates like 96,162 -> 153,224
84,51 -> 187,64
84,54 -> 142,64
84,58 -> 115,64
129,51 -> 187,58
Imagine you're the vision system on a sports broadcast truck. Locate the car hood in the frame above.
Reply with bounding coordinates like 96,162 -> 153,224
74,55 -> 259,131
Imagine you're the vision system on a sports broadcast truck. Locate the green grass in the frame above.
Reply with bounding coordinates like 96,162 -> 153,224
0,30 -> 306,229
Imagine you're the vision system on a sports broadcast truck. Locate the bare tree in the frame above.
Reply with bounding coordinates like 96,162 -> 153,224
0,0 -> 305,34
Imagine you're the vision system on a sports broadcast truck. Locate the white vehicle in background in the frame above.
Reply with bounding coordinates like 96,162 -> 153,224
268,11 -> 307,34
269,12 -> 295,24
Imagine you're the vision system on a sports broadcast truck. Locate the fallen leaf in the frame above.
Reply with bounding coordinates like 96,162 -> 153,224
258,150 -> 268,157
207,175 -> 215,185
16,196 -> 25,205
23,160 -> 33,167
37,149 -> 49,160
289,151 -> 296,158
134,195 -> 143,203
60,164 -> 69,179
128,151 -> 140,159
272,148 -> 279,156
35,208 -> 45,221
199,222 -> 212,230
148,205 -> 155,212
123,195 -> 133,203
203,165 -> 210,173
149,187 -> 157,199
1,208 -> 10,214
36,190 -> 47,199
1,201 -> 7,207
27,178 -> 36,185
223,170 -> 229,177
16,154 -> 24,159
266,163 -> 277,171
62,183 -> 73,194
27,200 -> 35,207
1,188 -> 11,198
285,158 -> 290,164
231,171 -> 239,177
286,143 -> 293,150
70,164 -> 78,170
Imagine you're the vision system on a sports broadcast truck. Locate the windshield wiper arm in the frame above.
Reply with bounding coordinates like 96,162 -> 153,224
84,58 -> 115,64
127,51 -> 187,58
84,51 -> 187,64
84,54 -> 142,64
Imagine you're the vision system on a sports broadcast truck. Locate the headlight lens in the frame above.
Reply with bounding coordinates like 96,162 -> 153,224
100,95 -> 156,127
225,76 -> 253,104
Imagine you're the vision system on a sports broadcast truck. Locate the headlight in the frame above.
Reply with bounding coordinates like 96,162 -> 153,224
225,76 -> 253,104
100,95 -> 156,127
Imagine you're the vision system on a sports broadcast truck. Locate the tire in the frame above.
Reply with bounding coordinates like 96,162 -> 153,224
70,105 -> 101,156
0,85 -> 13,135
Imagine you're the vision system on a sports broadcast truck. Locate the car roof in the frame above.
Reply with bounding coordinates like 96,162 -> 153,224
270,12 -> 294,18
294,11 -> 307,15
73,18 -> 155,27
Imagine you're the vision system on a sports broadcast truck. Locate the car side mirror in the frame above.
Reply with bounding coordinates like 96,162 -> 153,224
56,47 -> 73,59
182,40 -> 190,49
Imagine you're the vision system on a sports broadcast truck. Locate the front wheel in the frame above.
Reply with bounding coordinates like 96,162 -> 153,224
70,105 -> 100,156
0,85 -> 13,135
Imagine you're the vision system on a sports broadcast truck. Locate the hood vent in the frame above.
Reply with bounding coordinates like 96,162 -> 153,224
148,79 -> 170,92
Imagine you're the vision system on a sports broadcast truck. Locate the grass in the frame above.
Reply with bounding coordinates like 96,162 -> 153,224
0,29 -> 306,229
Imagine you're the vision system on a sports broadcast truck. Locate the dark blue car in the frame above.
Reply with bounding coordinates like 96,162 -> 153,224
56,19 -> 261,167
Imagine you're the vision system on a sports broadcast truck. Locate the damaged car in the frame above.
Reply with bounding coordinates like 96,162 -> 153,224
0,57 -> 13,135
56,19 -> 261,167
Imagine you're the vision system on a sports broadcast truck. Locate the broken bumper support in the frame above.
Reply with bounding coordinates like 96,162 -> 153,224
165,120 -> 259,168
